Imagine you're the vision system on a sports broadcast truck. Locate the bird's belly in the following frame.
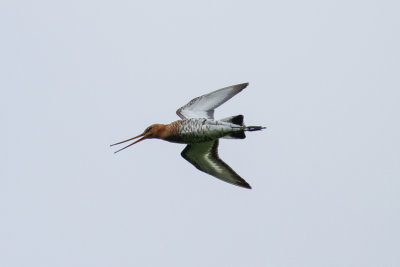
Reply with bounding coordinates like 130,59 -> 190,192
164,134 -> 216,144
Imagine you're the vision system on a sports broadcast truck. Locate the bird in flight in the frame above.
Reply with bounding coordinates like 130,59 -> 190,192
111,83 -> 266,189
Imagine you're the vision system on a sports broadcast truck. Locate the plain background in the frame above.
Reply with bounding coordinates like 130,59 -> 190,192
2,0 -> 399,266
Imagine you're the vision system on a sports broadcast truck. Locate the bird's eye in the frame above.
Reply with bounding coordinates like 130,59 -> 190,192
146,127 -> 152,133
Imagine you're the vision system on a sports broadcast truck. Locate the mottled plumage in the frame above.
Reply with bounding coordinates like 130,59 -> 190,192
164,118 -> 244,143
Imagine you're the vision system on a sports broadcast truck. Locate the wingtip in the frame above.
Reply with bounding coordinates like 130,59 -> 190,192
236,180 -> 252,189
242,183 -> 252,189
236,82 -> 249,90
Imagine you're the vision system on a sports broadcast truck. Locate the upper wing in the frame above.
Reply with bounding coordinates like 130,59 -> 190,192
181,140 -> 251,189
176,83 -> 248,119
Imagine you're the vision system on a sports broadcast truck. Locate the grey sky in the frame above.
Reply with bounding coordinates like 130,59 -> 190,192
2,0 -> 399,266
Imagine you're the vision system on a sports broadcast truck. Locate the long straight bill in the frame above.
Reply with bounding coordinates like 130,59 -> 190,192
110,132 -> 147,153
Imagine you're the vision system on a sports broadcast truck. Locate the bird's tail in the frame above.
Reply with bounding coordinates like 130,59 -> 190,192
243,126 -> 266,131
224,125 -> 266,139
221,115 -> 266,139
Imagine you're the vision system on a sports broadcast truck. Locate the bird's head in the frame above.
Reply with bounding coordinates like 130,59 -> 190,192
110,124 -> 167,153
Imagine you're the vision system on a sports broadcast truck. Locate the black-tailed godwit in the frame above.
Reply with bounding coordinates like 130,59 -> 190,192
111,83 -> 266,189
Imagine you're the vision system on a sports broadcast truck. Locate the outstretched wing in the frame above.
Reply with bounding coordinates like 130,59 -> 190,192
176,83 -> 248,119
181,140 -> 251,189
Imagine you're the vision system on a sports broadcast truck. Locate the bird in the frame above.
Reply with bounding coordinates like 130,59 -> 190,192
110,83 -> 266,189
